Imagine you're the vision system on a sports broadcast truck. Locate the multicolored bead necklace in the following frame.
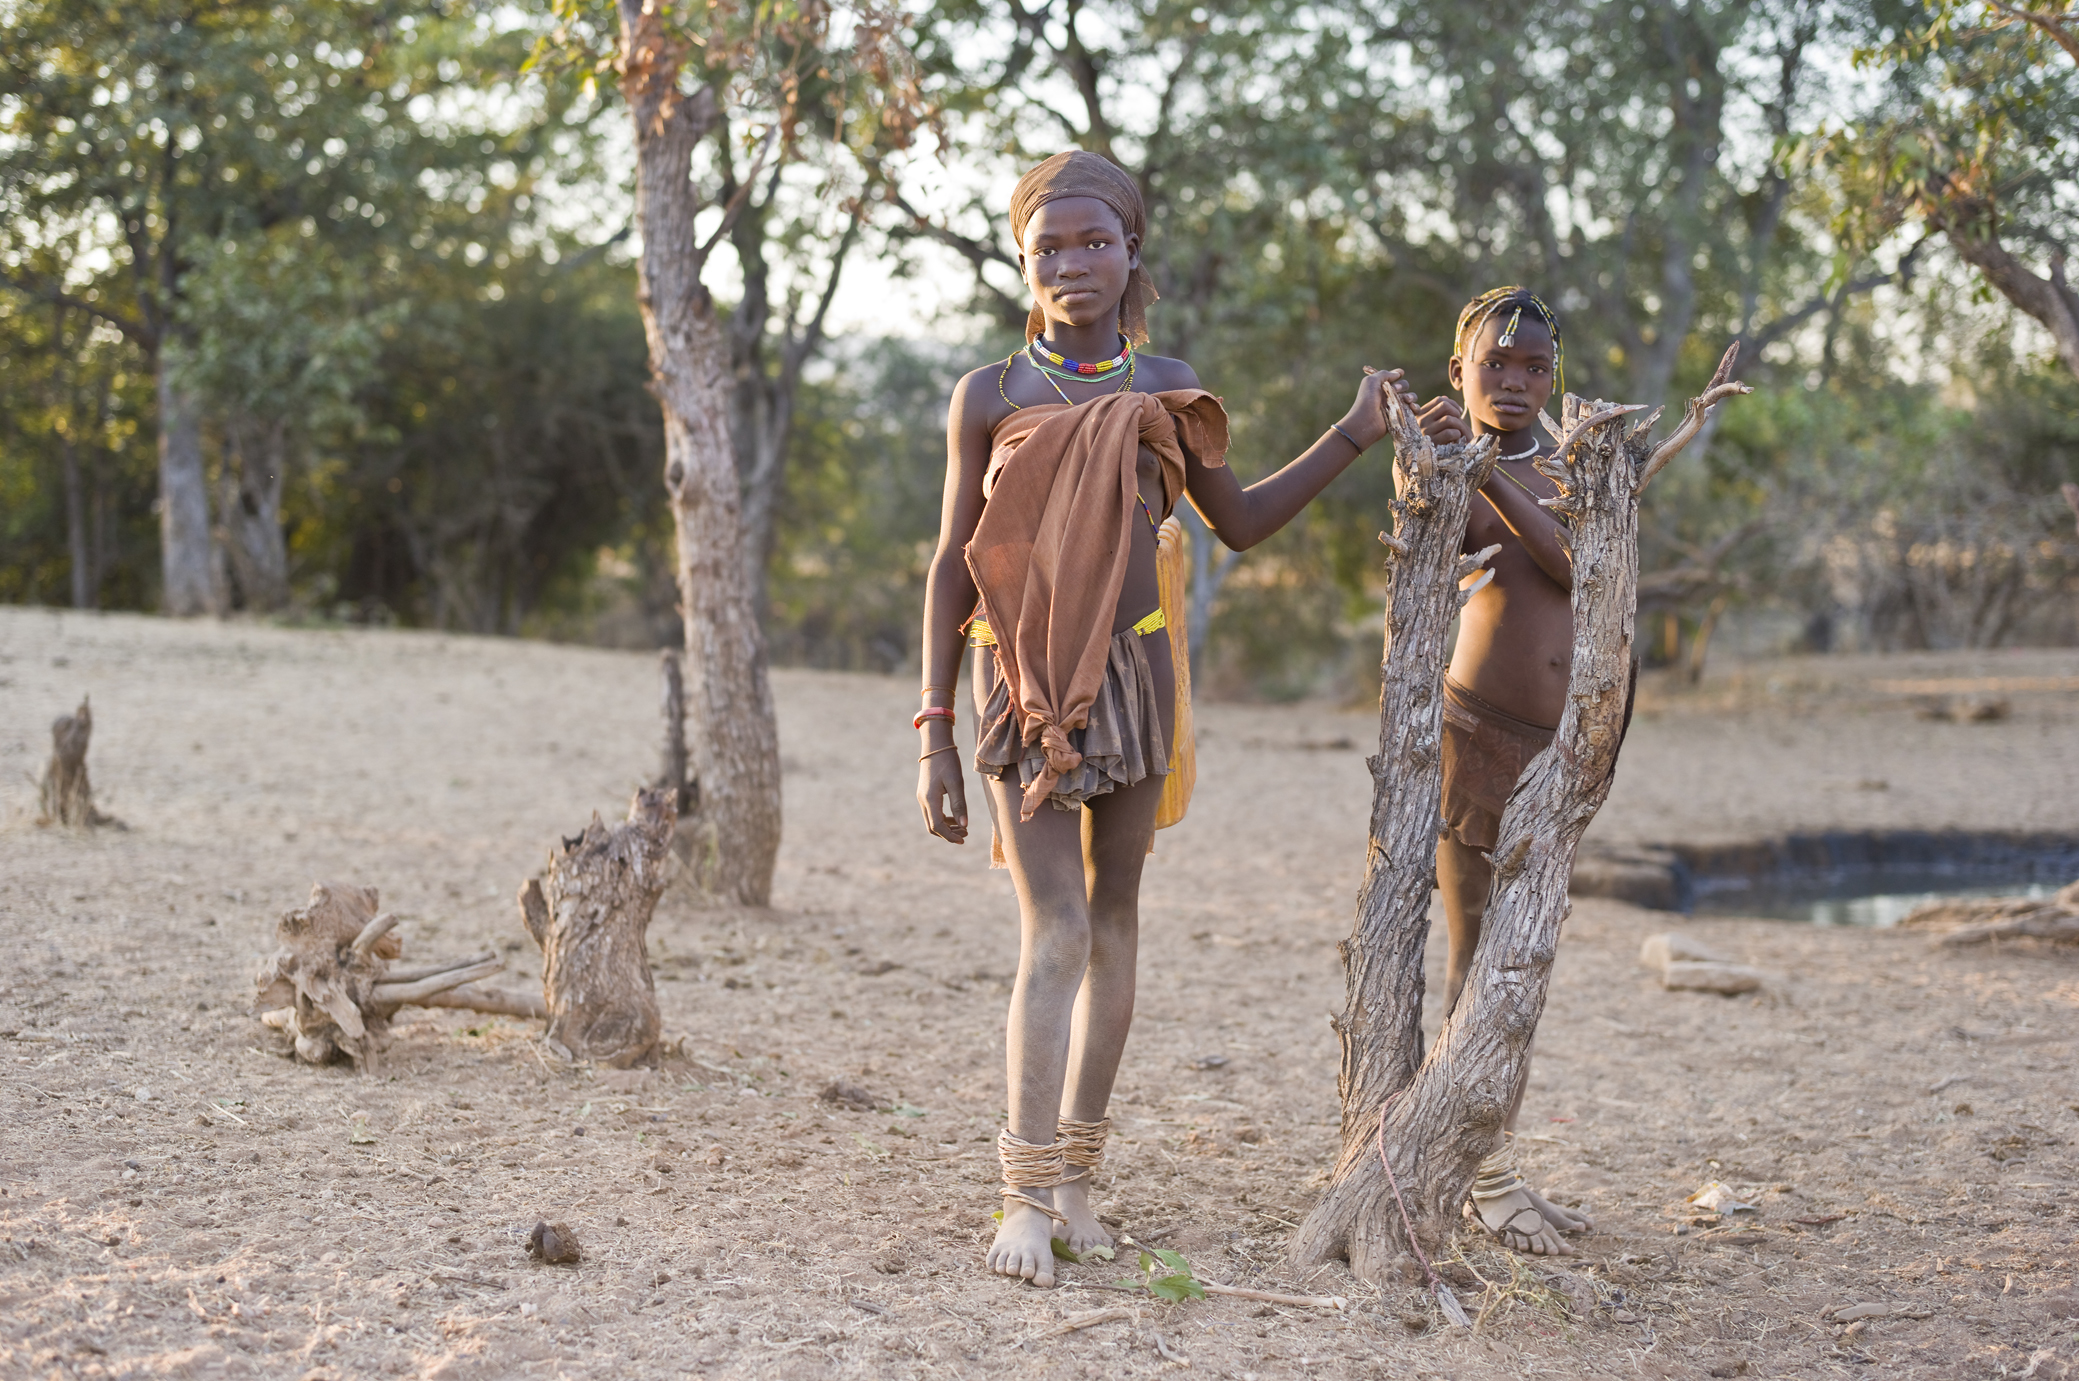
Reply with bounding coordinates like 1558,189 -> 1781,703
1025,334 -> 1132,383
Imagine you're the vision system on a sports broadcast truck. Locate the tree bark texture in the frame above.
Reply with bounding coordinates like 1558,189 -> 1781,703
518,787 -> 678,1068
156,359 -> 218,617
1281,402 -> 1499,1281
38,697 -> 110,828
619,3 -> 783,905
1289,357 -> 1749,1285
253,882 -> 544,1070
219,416 -> 291,612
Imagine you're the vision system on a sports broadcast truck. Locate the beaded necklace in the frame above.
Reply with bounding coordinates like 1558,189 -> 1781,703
997,350 -> 1136,410
1026,334 -> 1132,382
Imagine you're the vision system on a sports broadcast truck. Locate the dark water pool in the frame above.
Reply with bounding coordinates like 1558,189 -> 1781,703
1691,876 -> 2058,927
1584,830 -> 2079,924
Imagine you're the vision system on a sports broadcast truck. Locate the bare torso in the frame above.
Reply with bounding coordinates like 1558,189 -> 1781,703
1448,454 -> 1572,727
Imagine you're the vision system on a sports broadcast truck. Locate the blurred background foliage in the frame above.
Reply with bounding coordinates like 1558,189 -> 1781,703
4,0 -> 2077,697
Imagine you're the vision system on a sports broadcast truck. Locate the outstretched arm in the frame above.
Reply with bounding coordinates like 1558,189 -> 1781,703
1185,367 -> 1412,551
915,373 -> 993,845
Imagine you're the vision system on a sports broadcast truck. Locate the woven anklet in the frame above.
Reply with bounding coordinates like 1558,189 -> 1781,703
998,1129 -> 1070,1223
1057,1116 -> 1110,1184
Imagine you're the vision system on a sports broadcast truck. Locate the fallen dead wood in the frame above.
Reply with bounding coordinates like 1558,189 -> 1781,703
253,882 -> 544,1068
519,787 -> 678,1067
1197,1282 -> 1348,1311
1902,880 -> 2079,945
37,696 -> 115,828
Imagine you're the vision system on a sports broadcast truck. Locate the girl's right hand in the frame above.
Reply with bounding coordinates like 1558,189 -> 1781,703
918,749 -> 969,844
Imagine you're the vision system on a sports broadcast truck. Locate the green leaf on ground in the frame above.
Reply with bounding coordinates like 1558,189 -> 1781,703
1051,1240 -> 1081,1263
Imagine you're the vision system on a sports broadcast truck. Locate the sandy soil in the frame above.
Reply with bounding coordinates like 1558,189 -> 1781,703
1,607 -> 2075,1381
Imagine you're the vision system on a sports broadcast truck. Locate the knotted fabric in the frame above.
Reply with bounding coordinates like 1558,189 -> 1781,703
965,389 -> 1229,820
1008,151 -> 1161,345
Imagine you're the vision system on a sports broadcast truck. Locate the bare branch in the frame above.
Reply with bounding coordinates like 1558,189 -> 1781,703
694,124 -> 782,265
1636,344 -> 1753,493
1985,0 -> 2079,63
0,269 -> 150,349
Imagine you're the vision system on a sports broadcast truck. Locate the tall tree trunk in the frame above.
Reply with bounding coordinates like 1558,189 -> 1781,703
62,432 -> 90,610
618,5 -> 783,906
1288,359 -> 1749,1285
156,355 -> 218,617
219,416 -> 292,612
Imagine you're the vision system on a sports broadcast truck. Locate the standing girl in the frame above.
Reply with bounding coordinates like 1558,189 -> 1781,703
915,150 -> 1408,1287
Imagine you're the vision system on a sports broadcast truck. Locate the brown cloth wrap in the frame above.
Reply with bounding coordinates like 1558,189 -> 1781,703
965,390 -> 1228,821
1008,151 -> 1161,345
1440,678 -> 1556,852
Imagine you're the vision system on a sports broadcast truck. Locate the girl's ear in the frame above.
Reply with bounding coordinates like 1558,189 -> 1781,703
1124,231 -> 1141,271
1447,354 -> 1465,391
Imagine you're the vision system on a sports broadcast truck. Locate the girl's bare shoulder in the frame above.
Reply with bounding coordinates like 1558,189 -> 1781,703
949,359 -> 1017,432
1131,352 -> 1203,392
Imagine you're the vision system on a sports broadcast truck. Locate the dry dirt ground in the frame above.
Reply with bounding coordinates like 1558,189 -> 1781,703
1,607 -> 2076,1381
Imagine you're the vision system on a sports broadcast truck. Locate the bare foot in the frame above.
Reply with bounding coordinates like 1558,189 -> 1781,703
987,1195 -> 1060,1286
1465,1189 -> 1576,1256
1050,1177 -> 1112,1256
1523,1185 -> 1592,1235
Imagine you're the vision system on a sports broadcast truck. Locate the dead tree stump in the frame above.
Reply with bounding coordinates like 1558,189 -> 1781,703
1288,349 -> 1750,1286
253,881 -> 546,1069
519,788 -> 678,1067
38,697 -> 111,827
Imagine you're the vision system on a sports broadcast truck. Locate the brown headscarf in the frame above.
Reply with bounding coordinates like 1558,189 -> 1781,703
1008,151 -> 1161,345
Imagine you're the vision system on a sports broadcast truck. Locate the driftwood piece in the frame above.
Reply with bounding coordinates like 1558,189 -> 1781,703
1901,880 -> 2079,945
37,696 -> 113,827
1289,353 -> 1749,1284
519,788 -> 678,1067
253,882 -> 546,1069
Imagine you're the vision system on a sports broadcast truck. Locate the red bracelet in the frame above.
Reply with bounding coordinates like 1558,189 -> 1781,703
914,707 -> 956,729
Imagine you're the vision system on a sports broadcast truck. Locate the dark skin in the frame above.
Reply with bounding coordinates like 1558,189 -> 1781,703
915,194 -> 1412,1286
1411,310 -> 1591,1256
1414,314 -> 1574,728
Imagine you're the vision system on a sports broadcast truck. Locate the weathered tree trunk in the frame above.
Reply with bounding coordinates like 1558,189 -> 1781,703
1280,399 -> 1499,1281
518,787 -> 678,1067
1289,352 -> 1750,1286
618,3 -> 783,905
253,882 -> 544,1070
156,358 -> 218,617
219,416 -> 291,612
38,697 -> 110,828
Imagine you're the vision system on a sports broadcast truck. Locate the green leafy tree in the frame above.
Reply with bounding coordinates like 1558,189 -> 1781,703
0,0 -> 561,612
1819,0 -> 2079,380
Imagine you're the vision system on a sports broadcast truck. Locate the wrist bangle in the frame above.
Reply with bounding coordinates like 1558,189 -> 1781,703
914,706 -> 956,729
919,744 -> 959,762
1329,422 -> 1367,453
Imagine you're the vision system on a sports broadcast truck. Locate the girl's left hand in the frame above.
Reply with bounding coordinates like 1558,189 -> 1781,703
1340,367 -> 1413,451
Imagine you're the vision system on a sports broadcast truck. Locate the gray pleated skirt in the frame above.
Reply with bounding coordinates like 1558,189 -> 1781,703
973,625 -> 1169,814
